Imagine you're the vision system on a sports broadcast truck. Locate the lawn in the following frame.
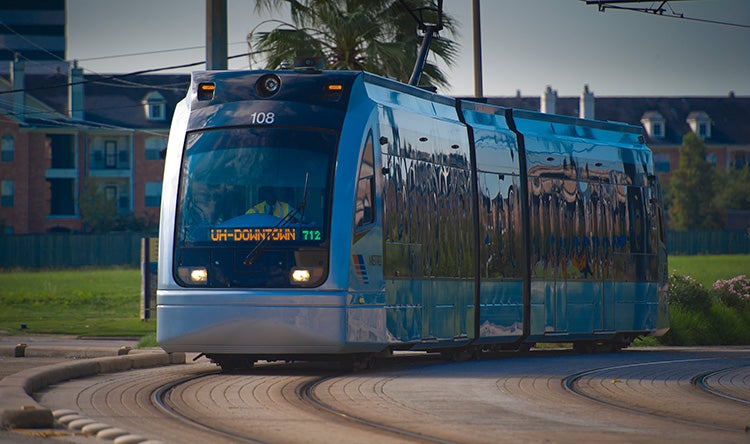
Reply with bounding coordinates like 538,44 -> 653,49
0,267 -> 153,337
0,255 -> 747,340
668,254 -> 749,287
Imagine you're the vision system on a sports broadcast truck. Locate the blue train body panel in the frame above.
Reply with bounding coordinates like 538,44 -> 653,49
157,69 -> 668,363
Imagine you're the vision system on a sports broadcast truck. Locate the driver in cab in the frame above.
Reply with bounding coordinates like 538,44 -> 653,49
246,187 -> 295,218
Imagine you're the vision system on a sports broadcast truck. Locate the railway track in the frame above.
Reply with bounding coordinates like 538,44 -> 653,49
562,357 -> 750,433
692,365 -> 750,406
35,348 -> 750,443
150,360 -> 452,444
151,372 -> 266,444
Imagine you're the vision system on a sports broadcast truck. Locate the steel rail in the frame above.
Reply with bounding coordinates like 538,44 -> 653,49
562,357 -> 744,433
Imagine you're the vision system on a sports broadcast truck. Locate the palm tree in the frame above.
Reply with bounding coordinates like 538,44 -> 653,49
248,0 -> 459,88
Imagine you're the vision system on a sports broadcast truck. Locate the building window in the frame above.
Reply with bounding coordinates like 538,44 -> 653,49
1,134 -> 14,162
118,148 -> 129,164
150,104 -> 164,120
105,185 -> 117,201
652,123 -> 663,138
143,91 -> 166,121
706,153 -> 717,167
105,141 -> 117,168
735,151 -> 748,170
698,123 -> 708,138
1,180 -> 13,207
145,181 -> 162,207
145,136 -> 166,160
687,111 -> 711,139
654,153 -> 670,173
641,111 -> 665,139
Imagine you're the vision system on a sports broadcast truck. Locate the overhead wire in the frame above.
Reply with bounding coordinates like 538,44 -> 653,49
0,51 -> 253,96
75,41 -> 247,62
585,1 -> 750,29
0,19 -> 243,92
0,94 -> 170,138
0,18 -> 197,133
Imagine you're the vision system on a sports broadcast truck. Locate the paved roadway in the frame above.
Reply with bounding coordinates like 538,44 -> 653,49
13,345 -> 750,444
0,334 -> 139,444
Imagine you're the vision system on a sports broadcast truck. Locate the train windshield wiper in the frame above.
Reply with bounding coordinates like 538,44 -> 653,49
243,173 -> 309,266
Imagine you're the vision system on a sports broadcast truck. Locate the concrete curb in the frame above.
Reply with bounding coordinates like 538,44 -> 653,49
0,347 -> 185,429
0,344 -> 134,359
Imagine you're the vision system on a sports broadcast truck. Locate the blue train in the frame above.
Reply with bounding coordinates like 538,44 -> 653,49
157,69 -> 669,369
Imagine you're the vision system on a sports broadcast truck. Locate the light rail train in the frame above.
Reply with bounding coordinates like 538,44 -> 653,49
157,69 -> 669,370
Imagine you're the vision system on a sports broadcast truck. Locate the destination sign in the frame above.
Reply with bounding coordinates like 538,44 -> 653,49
209,227 -> 322,242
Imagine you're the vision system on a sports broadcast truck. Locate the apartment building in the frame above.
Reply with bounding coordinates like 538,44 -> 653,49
0,58 -> 188,233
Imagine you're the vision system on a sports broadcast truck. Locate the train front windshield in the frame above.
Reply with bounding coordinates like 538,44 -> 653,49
174,127 -> 337,288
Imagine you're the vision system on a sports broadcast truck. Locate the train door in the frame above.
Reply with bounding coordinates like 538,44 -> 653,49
379,106 -> 424,343
649,176 -> 669,333
348,129 -> 386,344
600,182 -> 617,332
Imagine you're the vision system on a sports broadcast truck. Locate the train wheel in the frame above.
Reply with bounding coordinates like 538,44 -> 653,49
214,356 -> 256,372
517,342 -> 534,353
440,347 -> 477,362
572,342 -> 594,354
339,354 -> 375,372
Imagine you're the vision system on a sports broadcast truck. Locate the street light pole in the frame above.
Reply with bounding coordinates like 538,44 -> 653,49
472,0 -> 483,98
206,0 -> 228,70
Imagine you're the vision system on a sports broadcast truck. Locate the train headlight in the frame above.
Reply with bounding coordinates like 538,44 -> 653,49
178,266 -> 208,285
291,268 -> 311,283
290,266 -> 325,285
190,267 -> 208,283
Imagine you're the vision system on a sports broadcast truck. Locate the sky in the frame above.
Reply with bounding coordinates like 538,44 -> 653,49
65,0 -> 750,98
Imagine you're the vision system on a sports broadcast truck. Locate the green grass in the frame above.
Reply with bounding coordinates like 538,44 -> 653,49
0,267 -> 154,338
0,254 -> 747,343
668,254 -> 749,287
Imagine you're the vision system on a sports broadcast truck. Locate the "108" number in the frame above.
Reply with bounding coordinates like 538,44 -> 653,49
250,112 -> 275,125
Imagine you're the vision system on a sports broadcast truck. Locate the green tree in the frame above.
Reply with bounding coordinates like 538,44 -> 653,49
668,132 -> 722,230
79,179 -> 118,233
715,165 -> 750,211
249,0 -> 459,88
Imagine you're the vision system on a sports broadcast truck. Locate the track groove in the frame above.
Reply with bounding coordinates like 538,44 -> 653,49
563,358 -> 750,433
36,349 -> 750,443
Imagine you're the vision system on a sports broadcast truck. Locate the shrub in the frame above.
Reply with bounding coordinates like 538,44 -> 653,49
708,303 -> 750,345
713,275 -> 750,310
668,273 -> 712,312
660,306 -> 716,345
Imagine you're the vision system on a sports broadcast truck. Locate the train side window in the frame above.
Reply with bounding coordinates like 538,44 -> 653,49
355,132 -> 375,228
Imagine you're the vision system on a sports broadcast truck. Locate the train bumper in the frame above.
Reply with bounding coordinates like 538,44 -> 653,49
156,290 -> 385,355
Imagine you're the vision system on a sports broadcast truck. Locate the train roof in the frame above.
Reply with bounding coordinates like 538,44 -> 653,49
185,69 -> 647,147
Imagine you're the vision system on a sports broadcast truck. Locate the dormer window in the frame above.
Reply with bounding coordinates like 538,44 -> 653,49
641,111 -> 665,139
686,111 -> 711,139
143,91 -> 166,121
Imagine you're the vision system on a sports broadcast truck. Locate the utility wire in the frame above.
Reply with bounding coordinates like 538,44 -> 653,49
0,19 -> 238,92
584,1 -> 750,29
0,20 -> 67,63
0,51 -> 252,96
0,95 -> 171,138
75,41 -> 247,62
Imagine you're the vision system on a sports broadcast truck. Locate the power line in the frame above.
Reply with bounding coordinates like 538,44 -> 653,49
0,18 -> 245,93
0,51 -> 252,96
75,41 -> 247,62
583,1 -> 750,29
0,20 -> 68,63
0,95 -> 171,138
